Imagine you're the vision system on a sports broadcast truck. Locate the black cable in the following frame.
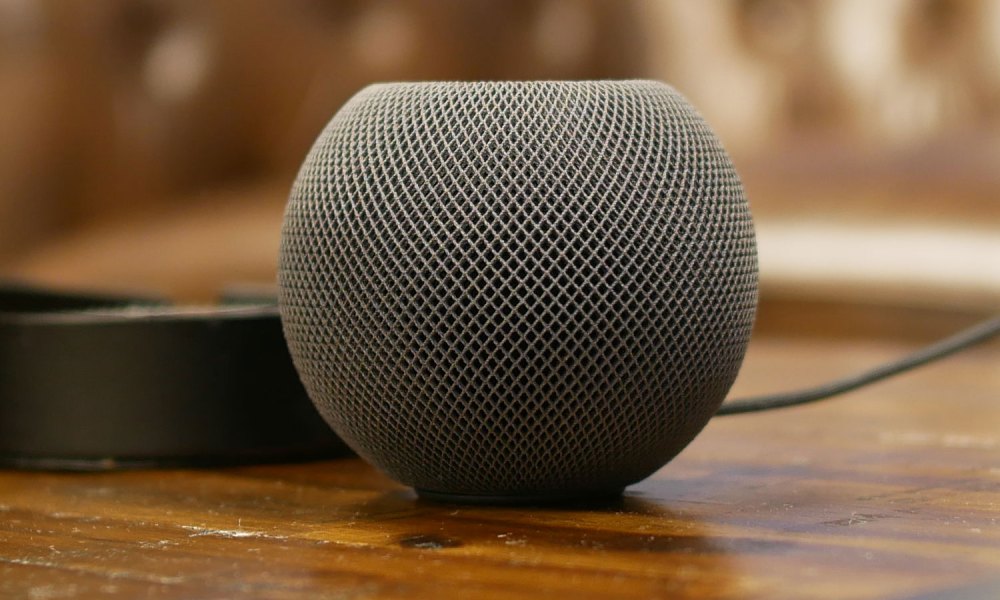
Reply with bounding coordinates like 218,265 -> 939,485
716,314 -> 1000,416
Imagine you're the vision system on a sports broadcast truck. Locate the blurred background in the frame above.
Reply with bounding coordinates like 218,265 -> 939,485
0,0 -> 997,336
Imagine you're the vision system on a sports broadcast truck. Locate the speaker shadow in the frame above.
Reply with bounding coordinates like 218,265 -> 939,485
333,485 -> 738,595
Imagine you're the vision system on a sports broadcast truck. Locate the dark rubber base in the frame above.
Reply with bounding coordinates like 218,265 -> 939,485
415,488 -> 626,507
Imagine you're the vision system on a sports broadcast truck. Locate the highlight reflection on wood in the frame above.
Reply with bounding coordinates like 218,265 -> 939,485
1,335 -> 998,599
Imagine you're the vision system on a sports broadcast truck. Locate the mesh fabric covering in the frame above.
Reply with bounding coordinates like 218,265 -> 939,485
279,81 -> 758,499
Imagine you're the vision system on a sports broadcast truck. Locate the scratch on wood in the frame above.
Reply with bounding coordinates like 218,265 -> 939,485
28,584 -> 76,599
822,513 -> 898,527
879,431 -> 997,449
0,556 -> 187,585
180,525 -> 288,540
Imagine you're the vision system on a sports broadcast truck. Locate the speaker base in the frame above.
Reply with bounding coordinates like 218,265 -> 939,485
415,488 -> 626,506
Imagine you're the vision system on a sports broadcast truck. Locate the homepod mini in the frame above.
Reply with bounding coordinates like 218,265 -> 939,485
278,80 -> 758,503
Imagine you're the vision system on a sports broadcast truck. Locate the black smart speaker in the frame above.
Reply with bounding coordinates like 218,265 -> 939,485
278,80 -> 758,503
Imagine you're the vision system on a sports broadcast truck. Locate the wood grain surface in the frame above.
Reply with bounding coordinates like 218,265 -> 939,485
1,331 -> 998,599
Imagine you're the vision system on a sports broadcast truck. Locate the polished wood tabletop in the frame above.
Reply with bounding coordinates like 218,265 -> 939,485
1,327 -> 998,599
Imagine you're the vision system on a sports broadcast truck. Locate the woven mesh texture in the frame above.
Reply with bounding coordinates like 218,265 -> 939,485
279,81 -> 758,498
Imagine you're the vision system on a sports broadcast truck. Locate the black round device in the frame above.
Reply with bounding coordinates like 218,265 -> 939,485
278,80 -> 758,503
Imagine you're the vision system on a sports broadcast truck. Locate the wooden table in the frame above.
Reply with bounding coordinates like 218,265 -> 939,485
1,329 -> 998,599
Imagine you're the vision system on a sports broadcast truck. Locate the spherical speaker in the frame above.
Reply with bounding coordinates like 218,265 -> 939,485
278,80 -> 758,503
